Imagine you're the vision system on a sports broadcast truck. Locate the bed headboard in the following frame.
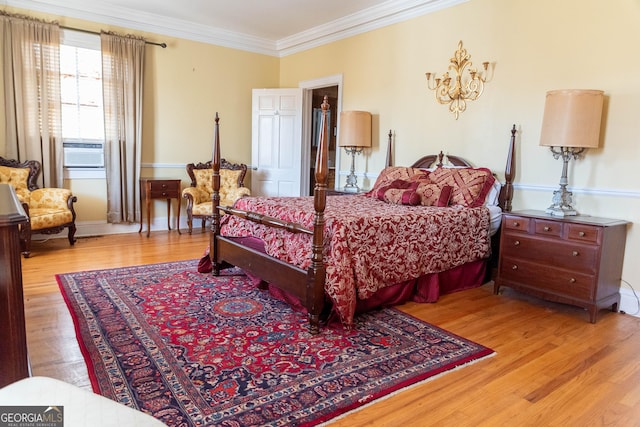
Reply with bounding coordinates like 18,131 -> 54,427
411,152 -> 473,169
383,125 -> 516,212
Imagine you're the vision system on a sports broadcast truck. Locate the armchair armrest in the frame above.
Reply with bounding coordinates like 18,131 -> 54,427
182,187 -> 209,204
30,188 -> 74,210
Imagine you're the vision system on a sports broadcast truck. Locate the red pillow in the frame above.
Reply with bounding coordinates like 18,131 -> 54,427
375,179 -> 421,205
414,183 -> 452,206
429,167 -> 495,207
367,167 -> 429,198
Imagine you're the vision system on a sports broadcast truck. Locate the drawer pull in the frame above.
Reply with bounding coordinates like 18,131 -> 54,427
511,265 -> 518,270
572,250 -> 579,257
512,221 -> 519,227
514,240 -> 520,246
543,226 -> 551,232
579,231 -> 585,237
569,278 -> 576,283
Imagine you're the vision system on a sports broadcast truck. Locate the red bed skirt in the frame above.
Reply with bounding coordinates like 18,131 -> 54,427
198,237 -> 486,318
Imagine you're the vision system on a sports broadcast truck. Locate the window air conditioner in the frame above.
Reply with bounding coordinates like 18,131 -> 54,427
63,141 -> 104,168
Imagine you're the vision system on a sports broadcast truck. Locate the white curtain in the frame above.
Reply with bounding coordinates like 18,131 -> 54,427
1,12 -> 62,188
101,31 -> 145,224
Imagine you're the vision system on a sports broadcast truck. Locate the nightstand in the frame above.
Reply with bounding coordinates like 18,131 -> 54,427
138,178 -> 182,237
494,210 -> 629,323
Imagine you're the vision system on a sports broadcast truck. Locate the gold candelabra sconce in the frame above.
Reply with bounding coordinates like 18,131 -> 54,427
425,40 -> 493,119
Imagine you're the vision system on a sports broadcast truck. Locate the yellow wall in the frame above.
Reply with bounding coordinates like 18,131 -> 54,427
280,0 -> 640,294
2,0 -> 640,293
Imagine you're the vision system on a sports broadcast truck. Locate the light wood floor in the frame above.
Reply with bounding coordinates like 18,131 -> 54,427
21,231 -> 640,426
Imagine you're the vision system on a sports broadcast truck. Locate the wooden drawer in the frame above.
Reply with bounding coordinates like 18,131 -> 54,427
500,233 -> 598,272
567,223 -> 601,244
503,215 -> 531,232
533,219 -> 562,238
148,180 -> 180,198
499,256 -> 595,300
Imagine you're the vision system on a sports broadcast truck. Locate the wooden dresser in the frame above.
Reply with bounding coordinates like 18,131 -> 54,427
494,210 -> 629,323
0,184 -> 30,387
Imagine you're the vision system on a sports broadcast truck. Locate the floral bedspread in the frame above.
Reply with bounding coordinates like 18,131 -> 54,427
221,194 -> 491,326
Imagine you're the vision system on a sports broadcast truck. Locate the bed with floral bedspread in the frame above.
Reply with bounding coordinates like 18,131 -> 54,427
206,97 -> 516,333
220,195 -> 491,327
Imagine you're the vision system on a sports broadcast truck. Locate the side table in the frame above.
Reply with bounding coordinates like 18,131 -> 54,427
138,178 -> 182,237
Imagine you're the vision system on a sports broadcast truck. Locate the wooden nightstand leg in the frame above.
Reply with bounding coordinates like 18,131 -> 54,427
176,198 -> 181,234
166,198 -> 171,231
138,182 -> 144,234
146,187 -> 151,237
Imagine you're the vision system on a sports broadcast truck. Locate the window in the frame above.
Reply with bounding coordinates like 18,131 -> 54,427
60,30 -> 105,177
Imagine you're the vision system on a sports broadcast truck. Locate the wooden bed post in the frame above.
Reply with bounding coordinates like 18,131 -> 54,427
385,130 -> 393,167
500,124 -> 517,212
210,113 -> 221,275
307,96 -> 330,334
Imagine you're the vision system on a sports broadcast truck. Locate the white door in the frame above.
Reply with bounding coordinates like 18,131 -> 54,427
251,88 -> 303,196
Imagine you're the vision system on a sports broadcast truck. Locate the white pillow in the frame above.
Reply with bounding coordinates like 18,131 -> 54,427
484,179 -> 502,207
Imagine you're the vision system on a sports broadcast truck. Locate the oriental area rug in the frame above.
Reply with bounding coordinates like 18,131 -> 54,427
56,260 -> 494,426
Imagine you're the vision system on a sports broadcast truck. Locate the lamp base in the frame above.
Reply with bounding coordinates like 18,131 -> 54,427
546,187 -> 577,217
545,206 -> 577,217
343,146 -> 363,194
341,184 -> 360,193
545,147 -> 582,217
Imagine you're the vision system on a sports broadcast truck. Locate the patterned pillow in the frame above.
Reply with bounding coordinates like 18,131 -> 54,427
367,167 -> 429,198
429,167 -> 495,208
376,179 -> 421,205
414,183 -> 452,207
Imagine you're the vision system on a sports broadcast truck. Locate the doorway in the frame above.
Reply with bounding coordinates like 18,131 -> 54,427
300,74 -> 343,195
308,86 -> 338,194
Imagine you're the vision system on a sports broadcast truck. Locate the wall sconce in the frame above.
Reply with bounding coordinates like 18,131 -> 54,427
338,111 -> 371,192
425,40 -> 493,119
539,89 -> 604,217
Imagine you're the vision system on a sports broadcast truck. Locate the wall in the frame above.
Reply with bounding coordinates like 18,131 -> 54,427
279,0 -> 640,310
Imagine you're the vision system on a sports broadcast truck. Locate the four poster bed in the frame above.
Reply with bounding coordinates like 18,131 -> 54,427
205,96 -> 516,334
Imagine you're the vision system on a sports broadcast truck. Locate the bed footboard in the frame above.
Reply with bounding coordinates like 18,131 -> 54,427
210,97 -> 331,335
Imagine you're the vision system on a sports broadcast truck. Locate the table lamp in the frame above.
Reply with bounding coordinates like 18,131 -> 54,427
338,110 -> 371,192
539,89 -> 604,216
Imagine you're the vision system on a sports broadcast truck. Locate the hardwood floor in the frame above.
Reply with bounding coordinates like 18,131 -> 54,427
20,231 -> 640,426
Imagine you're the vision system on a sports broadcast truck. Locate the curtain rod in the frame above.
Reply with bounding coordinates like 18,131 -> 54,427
61,25 -> 167,48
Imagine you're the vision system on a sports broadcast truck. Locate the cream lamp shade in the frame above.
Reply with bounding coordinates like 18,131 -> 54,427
339,111 -> 372,148
539,89 -> 604,148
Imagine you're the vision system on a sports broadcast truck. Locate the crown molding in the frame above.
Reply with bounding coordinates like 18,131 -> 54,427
277,0 -> 468,56
6,0 -> 467,57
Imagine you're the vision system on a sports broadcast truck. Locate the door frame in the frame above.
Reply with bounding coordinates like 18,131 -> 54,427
299,74 -> 343,195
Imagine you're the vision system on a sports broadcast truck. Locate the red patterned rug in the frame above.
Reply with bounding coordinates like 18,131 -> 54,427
57,260 -> 494,426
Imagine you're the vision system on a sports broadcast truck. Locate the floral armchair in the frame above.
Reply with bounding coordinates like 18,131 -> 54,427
182,159 -> 251,234
0,157 -> 77,257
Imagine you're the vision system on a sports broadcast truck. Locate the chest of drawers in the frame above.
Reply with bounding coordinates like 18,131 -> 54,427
494,210 -> 628,323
